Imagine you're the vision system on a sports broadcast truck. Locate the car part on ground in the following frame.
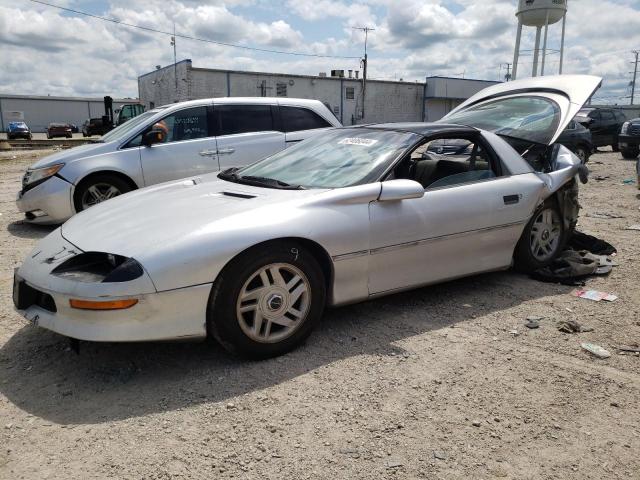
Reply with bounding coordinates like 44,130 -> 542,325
13,74 -> 601,358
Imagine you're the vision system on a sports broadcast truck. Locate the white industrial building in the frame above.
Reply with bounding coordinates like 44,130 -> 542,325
0,94 -> 141,133
138,60 -> 500,125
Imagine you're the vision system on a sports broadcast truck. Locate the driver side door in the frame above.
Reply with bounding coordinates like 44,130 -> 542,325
368,133 -> 538,295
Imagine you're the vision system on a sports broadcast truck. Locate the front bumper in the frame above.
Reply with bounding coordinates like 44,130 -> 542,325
618,134 -> 640,148
13,229 -> 211,341
16,175 -> 75,224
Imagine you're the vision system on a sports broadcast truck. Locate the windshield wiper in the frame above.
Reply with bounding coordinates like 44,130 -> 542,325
217,169 -> 304,189
238,175 -> 305,190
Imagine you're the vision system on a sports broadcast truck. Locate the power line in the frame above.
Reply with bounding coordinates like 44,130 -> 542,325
26,0 -> 361,60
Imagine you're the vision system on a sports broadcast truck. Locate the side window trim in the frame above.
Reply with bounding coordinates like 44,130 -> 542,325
384,132 -> 503,190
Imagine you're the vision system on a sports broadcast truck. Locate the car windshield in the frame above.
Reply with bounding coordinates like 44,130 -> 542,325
9,122 -> 26,128
100,109 -> 162,143
444,96 -> 561,145
234,128 -> 418,188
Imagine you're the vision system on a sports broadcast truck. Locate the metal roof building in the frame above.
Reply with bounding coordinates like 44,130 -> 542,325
0,94 -> 141,133
138,60 -> 499,125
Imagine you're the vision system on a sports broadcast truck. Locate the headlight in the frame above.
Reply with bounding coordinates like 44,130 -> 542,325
52,252 -> 144,283
621,122 -> 630,134
23,164 -> 64,188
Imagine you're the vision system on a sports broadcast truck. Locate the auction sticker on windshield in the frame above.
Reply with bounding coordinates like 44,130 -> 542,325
338,138 -> 378,146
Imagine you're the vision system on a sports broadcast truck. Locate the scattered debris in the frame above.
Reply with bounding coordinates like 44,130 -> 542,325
586,212 -> 624,219
525,318 -> 540,329
617,345 -> 640,353
385,460 -> 404,469
572,289 -> 617,302
622,178 -> 635,185
568,231 -> 616,256
509,330 -> 520,337
557,319 -> 593,334
610,402 -> 620,407
625,224 -> 640,231
532,250 -> 616,285
581,343 -> 611,359
472,420 -> 482,427
593,175 -> 609,181
433,450 -> 447,460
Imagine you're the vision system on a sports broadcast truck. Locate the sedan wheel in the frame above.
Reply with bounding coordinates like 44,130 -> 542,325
74,174 -> 133,212
208,242 -> 326,359
236,263 -> 311,344
81,182 -> 123,209
514,203 -> 565,273
529,209 -> 562,262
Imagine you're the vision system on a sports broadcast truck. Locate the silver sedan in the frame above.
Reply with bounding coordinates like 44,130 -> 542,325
13,75 -> 600,358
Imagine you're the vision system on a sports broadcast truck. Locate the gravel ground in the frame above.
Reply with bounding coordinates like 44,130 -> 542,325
0,148 -> 639,480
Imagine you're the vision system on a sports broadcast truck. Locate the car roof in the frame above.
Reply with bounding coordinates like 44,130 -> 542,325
353,122 -> 478,136
158,97 -> 325,110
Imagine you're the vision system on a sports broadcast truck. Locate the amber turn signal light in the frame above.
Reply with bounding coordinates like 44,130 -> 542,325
69,298 -> 138,310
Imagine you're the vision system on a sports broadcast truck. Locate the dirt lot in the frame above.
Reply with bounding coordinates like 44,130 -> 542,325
0,148 -> 639,480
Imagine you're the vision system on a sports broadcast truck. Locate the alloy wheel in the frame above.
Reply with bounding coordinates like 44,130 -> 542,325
80,182 -> 123,209
529,209 -> 562,262
236,262 -> 311,343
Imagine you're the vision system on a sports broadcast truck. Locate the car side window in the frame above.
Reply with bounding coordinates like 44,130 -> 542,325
393,137 -> 499,190
589,111 -> 601,120
280,106 -> 331,132
126,106 -> 209,147
214,105 -> 274,136
600,111 -> 614,121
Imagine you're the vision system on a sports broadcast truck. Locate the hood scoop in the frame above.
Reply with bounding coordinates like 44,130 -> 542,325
221,191 -> 256,199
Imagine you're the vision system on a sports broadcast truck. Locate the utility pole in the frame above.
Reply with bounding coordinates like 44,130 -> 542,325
171,22 -> 178,96
504,63 -> 512,82
631,50 -> 639,106
353,26 -> 374,121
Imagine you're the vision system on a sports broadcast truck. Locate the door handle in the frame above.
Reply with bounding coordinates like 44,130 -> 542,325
503,194 -> 520,205
217,148 -> 235,155
199,150 -> 217,157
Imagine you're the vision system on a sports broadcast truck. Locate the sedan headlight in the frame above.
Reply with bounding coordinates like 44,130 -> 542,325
621,122 -> 630,134
52,252 -> 144,283
22,164 -> 64,189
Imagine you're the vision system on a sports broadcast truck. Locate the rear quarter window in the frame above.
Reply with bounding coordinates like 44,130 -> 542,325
280,106 -> 331,133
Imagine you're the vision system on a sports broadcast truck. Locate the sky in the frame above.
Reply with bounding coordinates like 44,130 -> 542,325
1,0 -> 639,104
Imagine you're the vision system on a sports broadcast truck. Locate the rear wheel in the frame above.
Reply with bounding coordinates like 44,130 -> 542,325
207,242 -> 326,359
514,203 -> 565,273
621,146 -> 639,159
73,174 -> 132,212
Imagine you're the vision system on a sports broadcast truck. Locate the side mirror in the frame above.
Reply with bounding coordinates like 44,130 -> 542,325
379,179 -> 424,201
142,129 -> 166,147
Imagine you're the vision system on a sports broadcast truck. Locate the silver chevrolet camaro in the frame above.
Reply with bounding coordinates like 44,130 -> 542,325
13,75 -> 600,358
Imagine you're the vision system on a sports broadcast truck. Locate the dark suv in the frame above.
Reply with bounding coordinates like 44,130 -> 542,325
619,118 -> 640,159
557,120 -> 593,163
575,107 -> 626,150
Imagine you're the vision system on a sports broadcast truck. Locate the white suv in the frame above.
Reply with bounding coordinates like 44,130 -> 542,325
16,97 -> 341,224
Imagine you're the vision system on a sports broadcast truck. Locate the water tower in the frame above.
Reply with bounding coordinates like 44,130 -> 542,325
512,0 -> 568,80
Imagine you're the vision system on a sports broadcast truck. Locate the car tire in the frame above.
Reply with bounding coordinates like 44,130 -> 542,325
46,133 -> 51,139
611,139 -> 619,152
574,145 -> 590,164
514,201 -> 565,273
621,146 -> 639,159
73,174 -> 132,212
207,241 -> 326,359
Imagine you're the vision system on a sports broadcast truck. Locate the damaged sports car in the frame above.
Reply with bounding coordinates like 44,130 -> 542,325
14,75 -> 600,358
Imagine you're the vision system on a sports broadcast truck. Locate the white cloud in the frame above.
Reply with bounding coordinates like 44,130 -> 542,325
0,0 -> 638,104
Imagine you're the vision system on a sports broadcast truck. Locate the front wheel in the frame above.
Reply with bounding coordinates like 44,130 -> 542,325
621,146 -> 639,160
207,242 -> 326,359
514,204 -> 565,273
73,174 -> 132,212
